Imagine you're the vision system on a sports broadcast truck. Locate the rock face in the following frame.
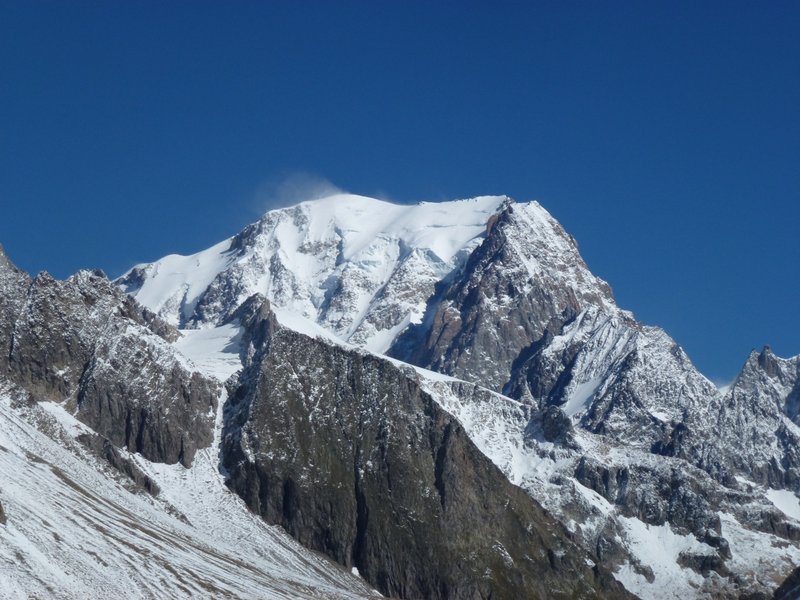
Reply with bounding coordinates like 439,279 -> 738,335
74,320 -> 217,466
77,432 -> 161,495
414,363 -> 800,599
503,306 -> 722,444
222,296 -> 630,600
0,252 -> 218,466
391,202 -> 615,392
695,347 -> 800,489
774,566 -> 800,600
0,245 -> 31,372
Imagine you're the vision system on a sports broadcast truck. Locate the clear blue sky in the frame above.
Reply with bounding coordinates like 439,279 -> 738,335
1,1 -> 798,382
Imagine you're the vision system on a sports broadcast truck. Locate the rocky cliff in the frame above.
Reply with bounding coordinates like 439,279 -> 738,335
0,248 -> 218,466
221,295 -> 630,599
391,201 -> 615,392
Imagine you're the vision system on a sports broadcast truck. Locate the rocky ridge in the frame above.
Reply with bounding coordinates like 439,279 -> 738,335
0,246 -> 382,598
1,247 -> 218,466
0,238 -> 631,598
220,295 -> 630,599
391,201 -> 616,391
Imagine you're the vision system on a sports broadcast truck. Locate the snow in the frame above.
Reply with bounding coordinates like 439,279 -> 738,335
362,315 -> 412,354
126,238 -> 235,326
766,489 -> 800,521
718,511 -> 800,591
650,410 -> 671,422
273,308 -> 350,347
0,384 -> 379,599
173,323 -> 243,381
572,480 -> 615,516
38,401 -> 94,438
123,193 -> 509,351
717,382 -> 733,395
383,357 -> 461,383
613,517 -> 712,599
294,194 -> 505,264
563,377 -> 602,416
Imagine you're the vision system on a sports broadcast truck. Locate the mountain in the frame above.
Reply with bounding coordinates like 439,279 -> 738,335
0,245 -> 380,598
220,295 -> 626,599
118,194 -> 510,353
1,193 -> 798,599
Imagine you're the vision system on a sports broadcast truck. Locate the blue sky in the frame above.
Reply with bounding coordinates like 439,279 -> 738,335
1,1 -> 798,382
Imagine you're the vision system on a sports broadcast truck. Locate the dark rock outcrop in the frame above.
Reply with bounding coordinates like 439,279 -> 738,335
774,565 -> 800,600
74,318 -> 218,466
0,244 -> 31,371
575,456 -> 731,560
1,250 -> 218,466
223,297 -> 631,600
77,432 -> 161,495
391,202 -> 614,394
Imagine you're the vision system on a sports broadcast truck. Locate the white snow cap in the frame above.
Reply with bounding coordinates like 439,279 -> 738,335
123,194 -> 511,351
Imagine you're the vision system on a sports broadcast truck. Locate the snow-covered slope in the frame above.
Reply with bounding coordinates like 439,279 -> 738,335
507,306 -> 724,447
0,303 -> 384,600
0,240 -> 381,598
0,375 -> 380,599
120,194 -> 509,352
408,365 -> 800,600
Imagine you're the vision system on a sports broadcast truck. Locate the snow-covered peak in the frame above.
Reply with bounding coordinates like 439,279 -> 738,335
501,201 -> 616,311
119,193 -> 510,351
726,346 -> 800,423
388,197 -> 619,391
267,193 -> 510,264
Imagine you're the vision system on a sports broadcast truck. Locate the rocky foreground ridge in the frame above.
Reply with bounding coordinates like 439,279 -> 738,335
1,193 -> 798,599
